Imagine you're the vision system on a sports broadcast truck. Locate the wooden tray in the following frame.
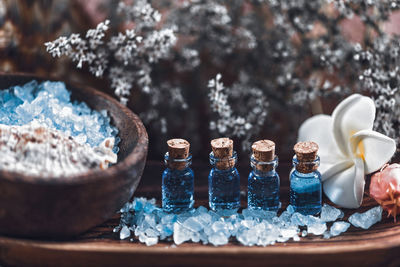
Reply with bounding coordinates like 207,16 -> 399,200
1,161 -> 400,267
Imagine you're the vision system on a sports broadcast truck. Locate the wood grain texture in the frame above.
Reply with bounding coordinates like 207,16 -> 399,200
1,161 -> 400,267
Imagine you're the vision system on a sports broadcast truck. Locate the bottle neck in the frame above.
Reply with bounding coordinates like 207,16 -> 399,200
292,155 -> 320,174
209,151 -> 237,170
164,152 -> 192,170
250,155 -> 278,176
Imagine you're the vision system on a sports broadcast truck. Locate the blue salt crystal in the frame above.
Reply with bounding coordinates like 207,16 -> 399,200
133,198 -> 146,212
0,80 -> 118,149
13,81 -> 36,102
161,213 -> 177,225
40,81 -> 70,102
144,202 -> 157,213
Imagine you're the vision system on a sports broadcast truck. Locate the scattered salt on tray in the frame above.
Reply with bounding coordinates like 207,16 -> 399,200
348,206 -> 383,230
330,221 -> 351,237
0,80 -> 120,176
115,198 -> 383,247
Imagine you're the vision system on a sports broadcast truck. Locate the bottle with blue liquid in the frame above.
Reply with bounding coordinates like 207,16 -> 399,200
290,141 -> 322,215
248,140 -> 280,211
208,138 -> 240,213
162,139 -> 194,213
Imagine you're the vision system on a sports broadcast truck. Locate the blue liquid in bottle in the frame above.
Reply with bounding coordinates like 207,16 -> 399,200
208,151 -> 240,212
162,153 -> 194,213
290,155 -> 322,215
248,155 -> 280,211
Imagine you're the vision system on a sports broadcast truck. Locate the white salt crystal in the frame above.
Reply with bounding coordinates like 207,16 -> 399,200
120,225 -> 131,240
320,204 -> 344,222
330,221 -> 351,236
145,227 -> 159,237
301,230 -> 308,237
291,212 -> 308,226
183,217 -> 204,232
144,236 -> 158,246
173,222 -> 191,245
211,221 -> 230,236
237,228 -> 258,246
307,223 -> 327,235
209,231 -> 229,246
190,231 -> 201,243
280,225 -> 298,238
348,206 -> 383,230
323,232 -> 331,239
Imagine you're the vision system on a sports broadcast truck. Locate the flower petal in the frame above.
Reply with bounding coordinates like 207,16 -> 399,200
350,129 -> 396,174
323,157 -> 365,208
320,159 -> 354,181
298,114 -> 345,170
332,94 -> 375,156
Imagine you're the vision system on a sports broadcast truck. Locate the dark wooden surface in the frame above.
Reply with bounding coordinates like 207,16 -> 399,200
1,160 -> 400,267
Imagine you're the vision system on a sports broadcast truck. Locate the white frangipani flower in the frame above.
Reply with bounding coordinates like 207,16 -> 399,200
298,94 -> 396,208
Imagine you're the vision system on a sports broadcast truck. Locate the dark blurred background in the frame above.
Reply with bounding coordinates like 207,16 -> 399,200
1,0 -> 400,163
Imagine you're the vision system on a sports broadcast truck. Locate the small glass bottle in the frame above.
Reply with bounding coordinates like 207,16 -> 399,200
290,141 -> 322,215
208,138 -> 240,212
162,139 -> 194,213
248,140 -> 280,211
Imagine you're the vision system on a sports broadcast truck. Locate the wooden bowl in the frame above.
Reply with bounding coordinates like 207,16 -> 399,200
0,73 -> 148,238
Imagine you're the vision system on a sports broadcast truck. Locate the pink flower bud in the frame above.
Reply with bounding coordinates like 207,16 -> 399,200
370,163 -> 400,222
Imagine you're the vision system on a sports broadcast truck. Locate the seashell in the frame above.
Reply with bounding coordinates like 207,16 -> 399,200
0,122 -> 118,177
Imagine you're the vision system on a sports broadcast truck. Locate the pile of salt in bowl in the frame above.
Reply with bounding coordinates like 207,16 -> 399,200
0,80 -> 120,177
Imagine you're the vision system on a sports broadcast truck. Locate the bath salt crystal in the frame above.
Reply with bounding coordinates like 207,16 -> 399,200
348,206 -> 383,229
209,231 -> 229,246
330,221 -> 351,236
173,222 -> 192,245
120,226 -> 131,240
144,236 -> 158,246
323,232 -> 331,239
115,198 -> 382,247
320,204 -> 344,222
307,223 -> 327,235
183,217 -> 204,232
0,80 -> 119,148
280,225 -> 299,239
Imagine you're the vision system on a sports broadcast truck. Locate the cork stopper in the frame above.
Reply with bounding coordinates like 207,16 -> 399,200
293,141 -> 319,173
252,140 -> 275,172
211,138 -> 235,170
167,138 -> 190,170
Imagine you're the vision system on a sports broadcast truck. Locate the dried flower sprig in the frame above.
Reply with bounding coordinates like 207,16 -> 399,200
45,0 -> 400,154
208,73 -> 268,151
45,1 -> 177,105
